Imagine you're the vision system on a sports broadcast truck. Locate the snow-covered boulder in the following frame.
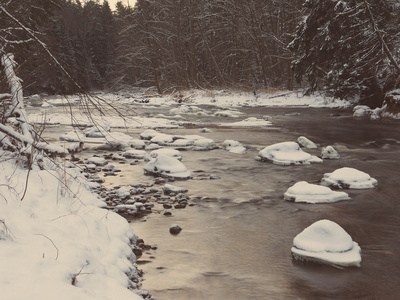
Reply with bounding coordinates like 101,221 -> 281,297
163,183 -> 188,195
284,181 -> 350,203
222,140 -> 246,154
297,136 -> 317,149
86,156 -> 108,166
256,142 -> 322,165
84,125 -> 110,138
213,109 -> 243,118
353,105 -> 372,117
150,133 -> 174,145
192,138 -> 216,151
143,154 -> 191,180
122,149 -> 147,159
291,220 -> 361,267
140,129 -> 159,140
148,148 -> 182,161
321,167 -> 378,189
321,146 -> 340,159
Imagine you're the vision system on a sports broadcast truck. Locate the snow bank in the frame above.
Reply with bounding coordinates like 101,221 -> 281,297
284,181 -> 350,203
256,141 -> 322,165
292,220 -> 361,267
0,156 -> 145,300
143,154 -> 191,179
321,167 -> 378,189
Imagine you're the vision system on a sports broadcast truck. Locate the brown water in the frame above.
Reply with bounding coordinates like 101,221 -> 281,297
41,105 -> 400,299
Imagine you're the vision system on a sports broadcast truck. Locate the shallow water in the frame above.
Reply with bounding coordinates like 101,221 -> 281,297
128,107 -> 400,300
42,104 -> 400,299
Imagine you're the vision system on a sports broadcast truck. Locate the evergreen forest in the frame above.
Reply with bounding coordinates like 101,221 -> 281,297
1,0 -> 399,107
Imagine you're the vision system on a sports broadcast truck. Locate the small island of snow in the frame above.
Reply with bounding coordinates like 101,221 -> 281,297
291,219 -> 361,267
321,167 -> 378,189
256,141 -> 322,165
284,181 -> 350,203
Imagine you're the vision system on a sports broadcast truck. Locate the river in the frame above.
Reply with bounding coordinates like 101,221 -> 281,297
41,104 -> 400,299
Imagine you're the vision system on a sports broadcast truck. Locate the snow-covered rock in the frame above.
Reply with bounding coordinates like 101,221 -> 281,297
291,220 -> 361,267
256,142 -> 322,165
163,183 -> 188,195
140,129 -> 159,140
222,140 -> 246,154
321,145 -> 340,159
148,148 -> 182,161
220,117 -> 272,127
150,133 -> 174,145
213,109 -> 243,118
192,138 -> 216,151
284,181 -> 350,203
353,105 -> 372,117
122,149 -> 147,159
143,154 -> 191,179
321,167 -> 378,189
297,136 -> 317,149
86,156 -> 108,166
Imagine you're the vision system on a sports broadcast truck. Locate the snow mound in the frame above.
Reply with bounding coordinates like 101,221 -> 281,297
321,167 -> 378,189
284,181 -> 350,203
192,138 -> 216,151
140,129 -> 158,140
148,148 -> 182,161
292,220 -> 361,267
321,145 -> 340,159
256,142 -> 322,165
122,149 -> 147,159
213,109 -> 243,118
163,184 -> 188,195
150,133 -> 174,145
297,136 -> 317,148
222,140 -> 246,154
143,154 -> 191,179
86,156 -> 108,166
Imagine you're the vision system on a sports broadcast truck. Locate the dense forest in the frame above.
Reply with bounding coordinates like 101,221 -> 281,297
1,0 -> 400,107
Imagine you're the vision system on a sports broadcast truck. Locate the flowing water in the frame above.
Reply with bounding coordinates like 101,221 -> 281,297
42,104 -> 400,299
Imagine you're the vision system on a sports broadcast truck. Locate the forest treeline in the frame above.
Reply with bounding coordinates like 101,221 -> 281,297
1,0 -> 400,107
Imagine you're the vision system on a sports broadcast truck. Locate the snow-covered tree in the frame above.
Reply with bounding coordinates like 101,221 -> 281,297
290,0 -> 399,107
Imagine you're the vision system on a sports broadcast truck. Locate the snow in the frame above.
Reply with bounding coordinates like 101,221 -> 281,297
192,138 -> 216,151
0,156 -> 144,300
222,140 -> 247,154
292,220 -> 361,267
284,181 -> 350,203
256,141 -> 322,165
220,117 -> 272,127
297,136 -> 317,148
122,149 -> 147,159
321,145 -> 340,159
148,148 -> 183,161
321,167 -> 378,189
143,154 -> 191,179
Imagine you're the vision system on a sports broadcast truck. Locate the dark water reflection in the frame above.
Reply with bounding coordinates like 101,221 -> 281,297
127,107 -> 400,300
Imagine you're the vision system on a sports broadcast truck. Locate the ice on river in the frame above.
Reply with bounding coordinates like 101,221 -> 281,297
292,220 -> 362,267
321,167 -> 378,189
143,154 -> 191,179
256,141 -> 322,165
284,181 -> 350,203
